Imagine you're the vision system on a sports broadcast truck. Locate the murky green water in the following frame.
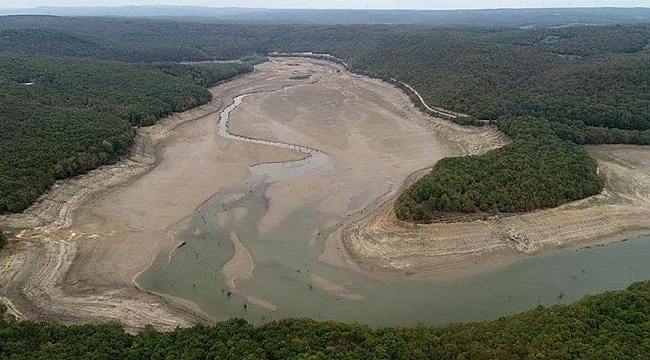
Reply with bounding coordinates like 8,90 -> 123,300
137,178 -> 650,325
137,92 -> 650,326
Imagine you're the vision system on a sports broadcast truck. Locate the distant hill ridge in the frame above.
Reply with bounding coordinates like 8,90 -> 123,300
1,6 -> 650,27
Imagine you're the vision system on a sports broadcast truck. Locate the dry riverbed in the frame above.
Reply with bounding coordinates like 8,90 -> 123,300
1,57 -> 647,329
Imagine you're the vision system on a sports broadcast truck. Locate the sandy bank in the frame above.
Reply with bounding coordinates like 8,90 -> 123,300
343,145 -> 650,277
222,232 -> 254,288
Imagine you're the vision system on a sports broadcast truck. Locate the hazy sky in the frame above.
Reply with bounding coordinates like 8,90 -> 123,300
1,0 -> 648,10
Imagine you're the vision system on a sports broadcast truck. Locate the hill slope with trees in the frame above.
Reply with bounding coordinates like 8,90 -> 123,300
0,18 -> 647,133
0,56 -> 251,213
395,134 -> 602,221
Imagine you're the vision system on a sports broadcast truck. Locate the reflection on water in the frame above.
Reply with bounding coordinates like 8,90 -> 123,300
136,92 -> 650,326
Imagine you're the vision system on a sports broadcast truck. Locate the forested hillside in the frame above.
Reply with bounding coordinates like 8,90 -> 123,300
1,17 -> 647,130
1,280 -> 649,358
153,62 -> 253,88
0,16 -> 649,217
3,7 -> 650,27
1,17 -> 647,135
0,56 -> 251,213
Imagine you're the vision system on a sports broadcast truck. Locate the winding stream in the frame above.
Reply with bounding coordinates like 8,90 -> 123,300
136,88 -> 650,326
219,94 -> 329,182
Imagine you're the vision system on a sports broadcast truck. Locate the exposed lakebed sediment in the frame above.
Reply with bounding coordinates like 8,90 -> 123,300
2,58 -> 650,329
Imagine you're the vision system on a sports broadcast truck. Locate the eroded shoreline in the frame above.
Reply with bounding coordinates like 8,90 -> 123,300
0,59 -> 340,329
0,99 -> 225,330
341,145 -> 650,278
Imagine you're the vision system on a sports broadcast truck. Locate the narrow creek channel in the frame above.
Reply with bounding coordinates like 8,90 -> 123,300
136,90 -> 650,326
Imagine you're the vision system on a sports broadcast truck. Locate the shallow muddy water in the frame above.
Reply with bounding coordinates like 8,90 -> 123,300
137,92 -> 650,326
138,182 -> 650,326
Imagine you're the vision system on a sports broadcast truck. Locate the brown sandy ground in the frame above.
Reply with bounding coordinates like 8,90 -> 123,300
225,58 -> 507,294
227,59 -> 506,236
342,145 -> 650,278
222,231 -> 254,289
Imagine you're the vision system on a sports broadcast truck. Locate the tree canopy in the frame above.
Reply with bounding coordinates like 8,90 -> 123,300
0,56 -> 251,213
395,134 -> 602,221
1,280 -> 649,359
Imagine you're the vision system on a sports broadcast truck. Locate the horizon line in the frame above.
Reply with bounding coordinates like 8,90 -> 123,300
2,5 -> 650,11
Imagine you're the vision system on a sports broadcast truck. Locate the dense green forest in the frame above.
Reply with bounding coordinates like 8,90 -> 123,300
153,62 -> 253,88
1,18 -> 647,121
3,7 -> 650,27
395,134 -> 602,221
2,17 -> 647,125
0,280 -> 648,359
0,16 -> 649,216
0,56 -> 251,213
0,18 -> 647,132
